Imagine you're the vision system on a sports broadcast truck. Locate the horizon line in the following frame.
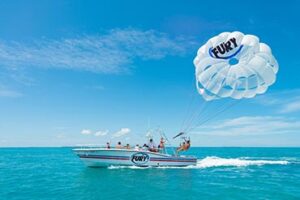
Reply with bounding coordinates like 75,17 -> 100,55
1,146 -> 300,148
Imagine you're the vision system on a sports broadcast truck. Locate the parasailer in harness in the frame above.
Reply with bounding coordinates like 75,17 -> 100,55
176,137 -> 191,153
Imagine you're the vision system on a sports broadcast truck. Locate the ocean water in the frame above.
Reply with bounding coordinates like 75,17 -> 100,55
0,147 -> 299,200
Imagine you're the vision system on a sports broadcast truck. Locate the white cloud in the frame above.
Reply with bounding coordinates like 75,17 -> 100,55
0,86 -> 22,97
94,130 -> 109,137
279,99 -> 300,113
0,139 -> 7,143
257,89 -> 300,103
255,89 -> 300,114
56,133 -> 66,139
0,29 -> 195,74
92,85 -> 105,90
192,116 -> 300,136
81,129 -> 92,135
112,128 -> 131,138
53,126 -> 69,130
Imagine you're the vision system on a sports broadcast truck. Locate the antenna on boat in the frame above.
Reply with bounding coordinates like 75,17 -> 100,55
147,117 -> 151,130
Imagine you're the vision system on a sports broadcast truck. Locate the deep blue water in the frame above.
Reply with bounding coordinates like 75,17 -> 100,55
0,147 -> 300,200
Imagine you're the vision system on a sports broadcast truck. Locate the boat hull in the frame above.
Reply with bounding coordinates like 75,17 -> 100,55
73,148 -> 197,167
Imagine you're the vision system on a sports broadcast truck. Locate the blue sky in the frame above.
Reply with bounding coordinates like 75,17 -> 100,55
0,0 -> 299,147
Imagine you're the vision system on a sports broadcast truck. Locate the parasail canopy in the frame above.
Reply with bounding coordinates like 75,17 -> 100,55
194,31 -> 279,101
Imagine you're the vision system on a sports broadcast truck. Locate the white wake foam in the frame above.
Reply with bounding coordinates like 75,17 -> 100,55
108,156 -> 289,170
191,156 -> 289,169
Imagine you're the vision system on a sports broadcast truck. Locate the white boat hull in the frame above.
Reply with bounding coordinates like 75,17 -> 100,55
73,148 -> 197,167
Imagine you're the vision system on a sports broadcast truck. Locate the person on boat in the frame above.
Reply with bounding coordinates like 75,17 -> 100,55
159,137 -> 165,148
116,141 -> 122,149
106,142 -> 111,149
158,137 -> 166,153
125,144 -> 130,149
134,144 -> 140,151
176,138 -> 191,153
142,144 -> 148,151
147,138 -> 157,152
185,140 -> 191,150
177,142 -> 184,151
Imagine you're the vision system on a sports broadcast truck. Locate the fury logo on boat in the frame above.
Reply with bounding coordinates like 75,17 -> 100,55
131,152 -> 149,165
209,37 -> 243,59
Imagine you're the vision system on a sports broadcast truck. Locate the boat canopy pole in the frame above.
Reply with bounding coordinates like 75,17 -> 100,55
157,128 -> 177,156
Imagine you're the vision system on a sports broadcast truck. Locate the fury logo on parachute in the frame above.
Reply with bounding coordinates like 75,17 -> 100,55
209,37 -> 243,59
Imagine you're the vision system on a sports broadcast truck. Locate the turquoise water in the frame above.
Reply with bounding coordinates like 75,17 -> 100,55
1,147 -> 300,200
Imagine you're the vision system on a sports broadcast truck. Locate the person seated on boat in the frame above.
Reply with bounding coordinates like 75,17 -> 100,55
147,138 -> 158,152
116,141 -> 122,149
142,144 -> 148,151
125,144 -> 130,149
134,144 -> 140,151
106,142 -> 111,149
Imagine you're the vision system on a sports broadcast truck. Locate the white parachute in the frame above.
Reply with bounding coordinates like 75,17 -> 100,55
194,31 -> 279,101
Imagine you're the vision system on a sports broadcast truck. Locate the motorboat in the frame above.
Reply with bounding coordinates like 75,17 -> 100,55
73,147 -> 197,167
